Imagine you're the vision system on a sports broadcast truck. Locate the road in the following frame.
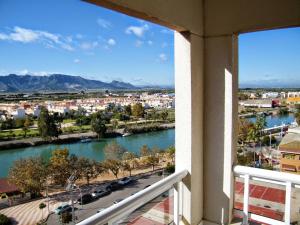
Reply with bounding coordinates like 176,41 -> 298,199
47,173 -> 164,225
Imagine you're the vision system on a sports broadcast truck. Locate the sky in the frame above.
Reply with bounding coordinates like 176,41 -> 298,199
239,27 -> 300,88
0,0 -> 174,86
0,1 -> 299,88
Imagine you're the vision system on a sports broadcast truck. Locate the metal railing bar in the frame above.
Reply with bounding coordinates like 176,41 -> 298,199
77,169 -> 188,225
234,165 -> 300,185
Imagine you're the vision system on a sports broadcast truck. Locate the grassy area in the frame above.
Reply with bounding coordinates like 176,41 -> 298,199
0,117 -> 174,140
62,119 -> 76,124
0,129 -> 39,139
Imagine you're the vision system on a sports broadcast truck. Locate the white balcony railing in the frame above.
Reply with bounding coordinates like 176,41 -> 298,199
77,169 -> 188,225
77,166 -> 299,225
234,165 -> 300,225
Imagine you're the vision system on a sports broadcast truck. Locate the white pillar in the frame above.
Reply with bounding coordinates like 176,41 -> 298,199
175,31 -> 204,225
203,35 -> 238,224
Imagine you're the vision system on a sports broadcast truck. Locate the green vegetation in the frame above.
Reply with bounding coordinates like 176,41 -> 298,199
38,107 -> 61,140
91,112 -> 107,139
0,214 -> 12,225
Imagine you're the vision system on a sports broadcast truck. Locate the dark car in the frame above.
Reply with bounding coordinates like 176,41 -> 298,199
107,181 -> 122,191
78,194 -> 93,205
92,188 -> 111,199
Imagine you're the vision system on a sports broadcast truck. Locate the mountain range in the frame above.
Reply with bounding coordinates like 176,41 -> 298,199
0,74 -> 138,92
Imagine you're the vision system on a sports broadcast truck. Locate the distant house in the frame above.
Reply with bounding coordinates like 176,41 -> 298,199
0,179 -> 30,209
278,127 -> 300,174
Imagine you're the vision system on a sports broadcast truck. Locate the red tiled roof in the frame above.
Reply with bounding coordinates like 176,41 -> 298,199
0,179 -> 19,193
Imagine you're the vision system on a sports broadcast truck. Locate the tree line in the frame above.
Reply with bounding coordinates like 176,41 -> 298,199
8,143 -> 175,195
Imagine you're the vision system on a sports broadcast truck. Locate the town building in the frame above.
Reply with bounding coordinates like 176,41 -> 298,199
279,127 -> 300,174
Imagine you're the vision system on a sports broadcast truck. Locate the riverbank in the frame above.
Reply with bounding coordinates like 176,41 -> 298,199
0,123 -> 175,151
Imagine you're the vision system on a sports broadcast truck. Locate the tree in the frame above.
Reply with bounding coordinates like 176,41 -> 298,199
91,112 -> 107,139
124,105 -> 132,116
39,202 -> 46,221
160,110 -> 169,121
145,155 -> 159,171
104,142 -> 126,160
8,157 -> 48,195
122,152 -> 138,176
111,119 -> 119,129
104,159 -> 122,178
49,148 -> 71,186
0,214 -> 12,225
132,103 -> 144,118
238,118 -> 254,144
77,158 -> 98,185
296,111 -> 300,125
140,145 -> 150,157
166,146 -> 175,163
38,107 -> 60,140
22,117 -> 32,137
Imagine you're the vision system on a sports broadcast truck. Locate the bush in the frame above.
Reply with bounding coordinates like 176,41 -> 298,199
262,135 -> 276,146
165,163 -> 175,174
0,214 -> 12,225
61,212 -> 72,224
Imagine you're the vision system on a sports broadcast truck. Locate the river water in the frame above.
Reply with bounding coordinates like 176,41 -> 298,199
248,113 -> 295,128
0,129 -> 175,178
0,113 -> 296,178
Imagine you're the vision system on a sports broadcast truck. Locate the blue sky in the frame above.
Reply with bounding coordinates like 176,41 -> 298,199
0,1 -> 299,88
239,27 -> 300,88
0,0 -> 174,86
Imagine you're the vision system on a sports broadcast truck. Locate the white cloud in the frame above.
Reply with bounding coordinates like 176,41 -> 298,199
125,24 -> 149,37
135,40 -> 143,47
80,41 -> 98,50
97,18 -> 111,29
159,53 -> 167,62
0,26 -> 74,51
107,38 -> 116,46
74,59 -> 80,64
18,69 -> 29,75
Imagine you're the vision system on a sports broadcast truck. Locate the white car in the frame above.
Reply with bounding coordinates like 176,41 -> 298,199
54,203 -> 71,215
118,177 -> 132,185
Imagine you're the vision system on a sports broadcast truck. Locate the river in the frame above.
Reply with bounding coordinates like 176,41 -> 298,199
248,113 -> 295,128
0,129 -> 175,178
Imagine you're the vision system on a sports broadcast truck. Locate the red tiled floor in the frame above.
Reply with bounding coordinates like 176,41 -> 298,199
128,216 -> 165,225
153,197 -> 173,214
249,184 -> 267,199
235,181 -> 285,204
261,188 -> 285,204
234,202 -> 284,221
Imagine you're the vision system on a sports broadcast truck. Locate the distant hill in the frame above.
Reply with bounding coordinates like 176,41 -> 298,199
0,74 -> 138,92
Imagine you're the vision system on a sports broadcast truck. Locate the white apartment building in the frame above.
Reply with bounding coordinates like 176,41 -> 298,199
261,92 -> 279,99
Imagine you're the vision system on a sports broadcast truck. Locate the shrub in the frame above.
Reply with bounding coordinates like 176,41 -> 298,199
61,212 -> 72,224
165,163 -> 175,174
0,214 -> 12,225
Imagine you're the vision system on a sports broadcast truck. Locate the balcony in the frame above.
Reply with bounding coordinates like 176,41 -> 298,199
76,166 -> 300,225
77,0 -> 299,224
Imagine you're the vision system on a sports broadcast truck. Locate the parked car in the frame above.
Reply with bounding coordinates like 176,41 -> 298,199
54,203 -> 72,215
113,199 -> 123,204
118,177 -> 132,185
92,188 -> 111,199
107,181 -> 122,191
78,194 -> 93,205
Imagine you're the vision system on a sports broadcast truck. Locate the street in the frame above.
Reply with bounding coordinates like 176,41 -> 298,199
47,173 -> 164,225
